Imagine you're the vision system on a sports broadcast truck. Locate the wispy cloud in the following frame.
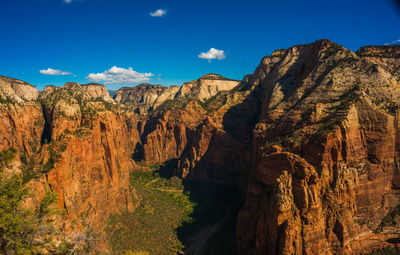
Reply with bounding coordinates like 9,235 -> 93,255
150,9 -> 167,17
40,68 -> 72,75
198,48 -> 226,63
384,39 -> 400,45
64,0 -> 84,4
87,66 -> 154,85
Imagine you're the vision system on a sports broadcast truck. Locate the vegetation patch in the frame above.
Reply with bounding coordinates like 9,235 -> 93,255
0,173 -> 69,254
375,204 -> 400,233
106,168 -> 194,254
364,246 -> 400,255
0,147 -> 17,170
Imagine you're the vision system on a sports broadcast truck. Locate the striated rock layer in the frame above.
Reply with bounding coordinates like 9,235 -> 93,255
0,82 -> 140,237
1,39 -> 400,254
113,73 -> 240,114
236,40 -> 400,254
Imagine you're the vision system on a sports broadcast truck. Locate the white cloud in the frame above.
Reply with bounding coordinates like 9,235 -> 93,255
150,9 -> 167,17
40,68 -> 72,75
385,39 -> 400,45
64,0 -> 84,4
198,48 -> 226,62
87,66 -> 154,85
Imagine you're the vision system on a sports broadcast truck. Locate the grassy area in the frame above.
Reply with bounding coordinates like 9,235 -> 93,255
105,169 -> 194,255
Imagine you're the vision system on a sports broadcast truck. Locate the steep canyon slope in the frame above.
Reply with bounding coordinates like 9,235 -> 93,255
0,40 -> 399,254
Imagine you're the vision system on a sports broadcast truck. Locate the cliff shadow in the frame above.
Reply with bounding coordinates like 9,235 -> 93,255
40,106 -> 52,145
132,142 -> 144,162
177,180 -> 244,255
221,84 -> 263,145
157,158 -> 178,179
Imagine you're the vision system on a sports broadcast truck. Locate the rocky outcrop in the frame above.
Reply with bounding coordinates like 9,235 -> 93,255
0,75 -> 39,102
114,83 -> 167,105
113,74 -> 239,113
65,82 -> 114,102
45,110 -> 137,230
176,73 -> 240,102
153,86 -> 180,108
1,79 -> 139,239
236,39 -> 400,254
37,84 -> 140,230
356,45 -> 400,80
2,39 -> 400,254
0,102 -> 43,154
113,83 -> 179,114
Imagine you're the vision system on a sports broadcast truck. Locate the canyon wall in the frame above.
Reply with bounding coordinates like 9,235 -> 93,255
1,40 -> 400,254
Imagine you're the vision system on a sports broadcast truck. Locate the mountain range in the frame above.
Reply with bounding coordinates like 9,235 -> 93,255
1,39 -> 400,254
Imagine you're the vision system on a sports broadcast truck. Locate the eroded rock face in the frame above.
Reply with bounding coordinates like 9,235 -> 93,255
236,39 -> 400,255
0,75 -> 39,102
356,45 -> 400,80
1,39 -> 400,254
65,82 -> 114,102
114,83 -> 167,105
36,84 -> 140,230
113,74 -> 240,114
45,110 -> 137,230
0,102 -> 43,153
1,80 -> 139,237
176,73 -> 240,102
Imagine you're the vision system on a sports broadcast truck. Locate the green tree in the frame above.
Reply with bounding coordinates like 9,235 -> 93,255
0,174 -> 37,254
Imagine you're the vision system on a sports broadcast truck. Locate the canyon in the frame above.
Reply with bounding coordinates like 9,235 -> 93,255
1,40 -> 400,254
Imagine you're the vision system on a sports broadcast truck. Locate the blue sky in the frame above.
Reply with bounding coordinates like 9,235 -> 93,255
0,0 -> 399,90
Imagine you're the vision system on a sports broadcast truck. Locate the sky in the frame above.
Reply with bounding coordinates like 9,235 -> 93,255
0,0 -> 399,90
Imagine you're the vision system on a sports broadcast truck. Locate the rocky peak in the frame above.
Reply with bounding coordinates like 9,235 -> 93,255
270,49 -> 286,58
236,39 -> 400,255
2,39 -> 400,254
113,83 -> 167,105
59,82 -> 114,103
64,82 -> 81,90
176,73 -> 240,102
114,74 -> 240,112
198,73 -> 234,80
0,75 -> 39,102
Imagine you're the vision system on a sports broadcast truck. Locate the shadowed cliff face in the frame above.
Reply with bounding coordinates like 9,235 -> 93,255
236,40 -> 400,255
1,40 -> 400,254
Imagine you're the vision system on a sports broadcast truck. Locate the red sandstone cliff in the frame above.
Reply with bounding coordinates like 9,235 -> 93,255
236,40 -> 400,254
1,40 -> 400,254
